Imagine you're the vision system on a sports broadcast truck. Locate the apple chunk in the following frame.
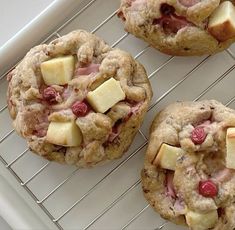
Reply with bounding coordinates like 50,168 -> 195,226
186,210 -> 218,230
226,127 -> 235,169
208,1 -> 235,41
153,143 -> 184,170
86,78 -> 125,113
46,121 -> 82,147
41,55 -> 75,85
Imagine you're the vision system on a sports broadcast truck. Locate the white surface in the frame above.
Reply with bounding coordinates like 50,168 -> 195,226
0,216 -> 11,230
0,1 -> 54,229
0,176 -> 48,230
0,0 -> 54,47
0,0 -> 235,230
0,0 -> 84,76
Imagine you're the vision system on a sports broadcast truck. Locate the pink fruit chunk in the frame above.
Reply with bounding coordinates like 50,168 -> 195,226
108,128 -> 121,142
71,101 -> 90,117
153,14 -> 192,34
165,172 -> 176,199
198,120 -> 211,127
75,63 -> 100,76
199,180 -> 218,198
154,3 -> 193,34
43,87 -> 57,103
190,126 -> 207,144
212,168 -> 234,183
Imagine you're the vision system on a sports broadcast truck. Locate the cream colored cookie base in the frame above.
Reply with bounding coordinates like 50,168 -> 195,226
1,0 -> 235,229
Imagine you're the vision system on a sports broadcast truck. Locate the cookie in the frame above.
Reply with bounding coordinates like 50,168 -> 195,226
141,100 -> 235,229
7,30 -> 152,167
118,0 -> 235,56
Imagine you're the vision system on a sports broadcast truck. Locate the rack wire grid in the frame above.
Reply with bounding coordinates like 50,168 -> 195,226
1,0 -> 235,229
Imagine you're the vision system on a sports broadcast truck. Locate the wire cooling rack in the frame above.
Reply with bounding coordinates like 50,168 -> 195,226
1,0 -> 235,229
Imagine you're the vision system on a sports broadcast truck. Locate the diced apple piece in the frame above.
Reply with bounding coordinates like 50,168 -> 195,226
208,1 -> 235,41
86,78 -> 125,113
46,121 -> 82,147
153,143 -> 184,170
226,127 -> 235,169
186,210 -> 218,230
41,55 -> 75,85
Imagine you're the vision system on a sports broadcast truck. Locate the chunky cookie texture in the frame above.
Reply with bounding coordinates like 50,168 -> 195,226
142,100 -> 235,230
118,0 -> 235,56
7,30 -> 152,167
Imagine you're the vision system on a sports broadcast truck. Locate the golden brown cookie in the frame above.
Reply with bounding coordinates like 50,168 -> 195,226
7,30 -> 152,167
142,100 -> 235,229
118,0 -> 235,56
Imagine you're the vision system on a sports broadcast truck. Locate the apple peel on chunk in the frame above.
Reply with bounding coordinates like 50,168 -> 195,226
226,127 -> 235,169
86,78 -> 125,113
153,143 -> 184,170
185,210 -> 218,230
208,1 -> 235,42
46,121 -> 82,147
41,55 -> 75,85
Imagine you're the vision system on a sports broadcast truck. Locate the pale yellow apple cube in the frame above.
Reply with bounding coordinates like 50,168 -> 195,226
186,210 -> 218,230
226,127 -> 235,169
208,1 -> 235,41
41,55 -> 75,85
86,78 -> 125,113
153,143 -> 184,170
46,121 -> 82,147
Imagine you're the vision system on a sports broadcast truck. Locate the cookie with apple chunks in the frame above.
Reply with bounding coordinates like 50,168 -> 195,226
118,0 -> 235,56
141,100 -> 235,229
7,30 -> 152,167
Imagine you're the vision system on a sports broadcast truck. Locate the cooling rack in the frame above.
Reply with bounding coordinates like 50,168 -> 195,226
1,0 -> 235,229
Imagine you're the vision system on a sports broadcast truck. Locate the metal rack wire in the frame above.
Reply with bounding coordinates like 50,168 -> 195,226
1,0 -> 235,229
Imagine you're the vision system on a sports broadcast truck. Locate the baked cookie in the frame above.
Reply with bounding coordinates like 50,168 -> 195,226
7,30 -> 152,167
118,0 -> 235,56
142,100 -> 235,229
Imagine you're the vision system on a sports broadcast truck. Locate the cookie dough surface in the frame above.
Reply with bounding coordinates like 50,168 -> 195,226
142,100 -> 235,229
118,0 -> 235,56
7,30 -> 152,167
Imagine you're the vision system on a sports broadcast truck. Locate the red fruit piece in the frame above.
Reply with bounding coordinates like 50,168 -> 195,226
71,101 -> 90,117
117,10 -> 126,21
153,15 -> 191,34
43,87 -> 57,103
153,3 -> 193,34
190,126 -> 207,144
199,180 -> 218,197
160,3 -> 175,15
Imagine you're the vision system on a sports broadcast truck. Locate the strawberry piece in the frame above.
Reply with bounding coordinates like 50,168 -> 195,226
190,126 -> 207,144
199,180 -> 218,197
160,3 -> 175,15
154,4 -> 193,34
153,15 -> 192,34
75,63 -> 100,76
71,101 -> 90,117
117,10 -> 126,21
43,87 -> 57,103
